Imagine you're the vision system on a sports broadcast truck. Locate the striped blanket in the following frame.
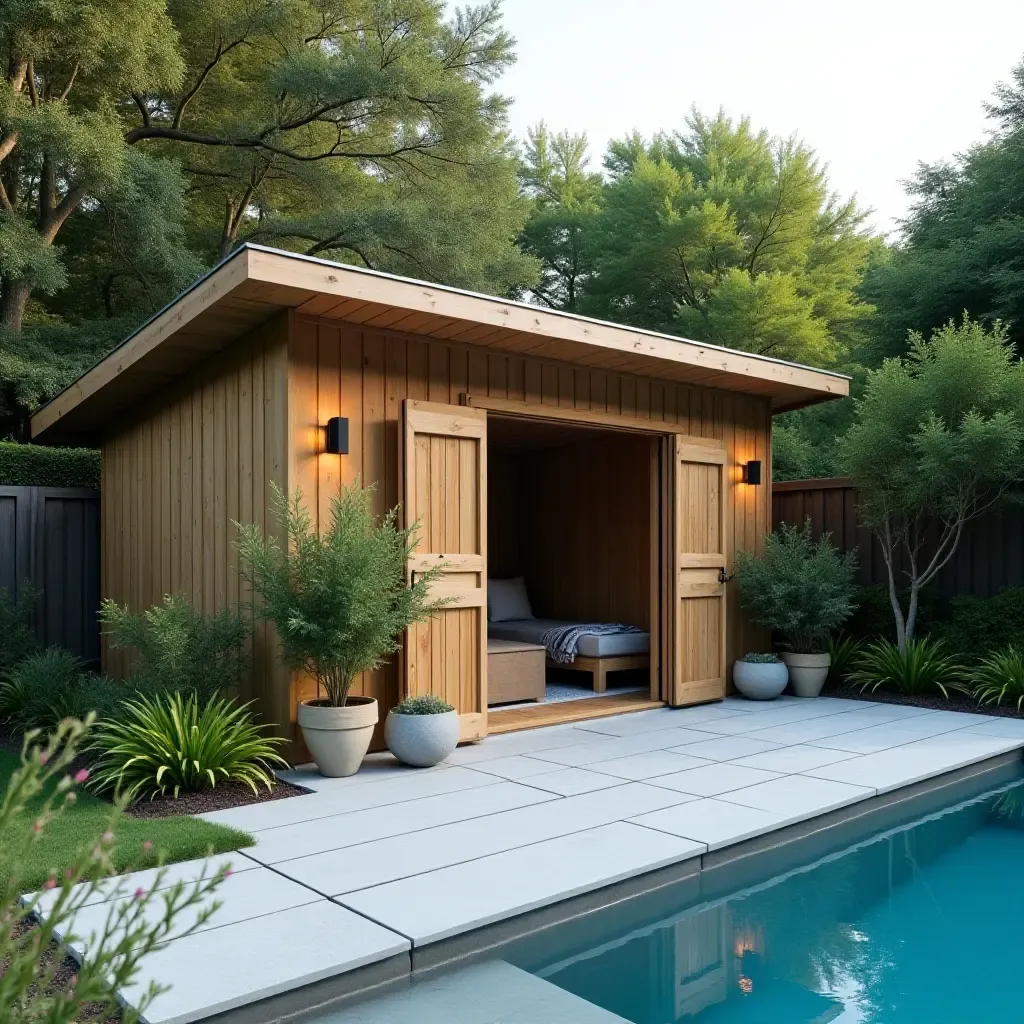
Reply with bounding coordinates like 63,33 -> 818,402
541,623 -> 644,665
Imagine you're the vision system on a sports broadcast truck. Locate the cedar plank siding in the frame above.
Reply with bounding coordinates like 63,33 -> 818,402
100,310 -> 772,754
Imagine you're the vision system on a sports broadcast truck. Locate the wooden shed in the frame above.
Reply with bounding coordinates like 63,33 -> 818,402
31,244 -> 847,756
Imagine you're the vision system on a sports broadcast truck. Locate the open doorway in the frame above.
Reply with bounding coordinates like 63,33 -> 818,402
485,413 -> 662,726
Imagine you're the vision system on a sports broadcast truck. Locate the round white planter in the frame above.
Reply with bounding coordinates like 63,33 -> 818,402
386,709 -> 460,767
297,697 -> 378,777
781,652 -> 831,698
733,659 -> 788,701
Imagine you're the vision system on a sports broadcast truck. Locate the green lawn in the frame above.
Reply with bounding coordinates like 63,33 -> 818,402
0,748 -> 254,892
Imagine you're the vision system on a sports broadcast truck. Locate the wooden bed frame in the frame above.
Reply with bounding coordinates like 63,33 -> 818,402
547,654 -> 651,694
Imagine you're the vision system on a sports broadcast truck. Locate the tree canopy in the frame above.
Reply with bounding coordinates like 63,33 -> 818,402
0,0 -> 536,428
517,110 -> 878,368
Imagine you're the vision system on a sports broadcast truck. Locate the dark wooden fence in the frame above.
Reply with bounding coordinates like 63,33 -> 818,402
773,478 -> 1024,599
0,486 -> 101,663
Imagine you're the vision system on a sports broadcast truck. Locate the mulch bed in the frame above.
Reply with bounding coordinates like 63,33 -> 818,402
3,921 -> 120,1023
826,684 -> 1024,718
125,776 -> 310,818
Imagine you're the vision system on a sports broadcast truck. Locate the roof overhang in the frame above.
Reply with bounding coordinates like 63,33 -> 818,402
31,244 -> 850,444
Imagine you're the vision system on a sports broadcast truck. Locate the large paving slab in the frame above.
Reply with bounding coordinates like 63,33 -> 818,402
276,783 -> 692,895
628,797 -> 792,850
321,959 -> 631,1023
337,821 -> 703,945
120,900 -> 409,1024
247,781 -> 556,865
645,762 -> 782,797
200,765 -> 500,832
717,774 -> 873,819
573,704 -> 748,736
522,727 -> 722,766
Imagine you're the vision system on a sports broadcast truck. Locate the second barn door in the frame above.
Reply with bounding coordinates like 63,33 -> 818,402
401,400 -> 488,741
668,436 -> 728,706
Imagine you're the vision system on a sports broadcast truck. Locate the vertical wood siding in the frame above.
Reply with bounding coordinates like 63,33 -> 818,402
290,314 -> 772,719
100,314 -> 291,732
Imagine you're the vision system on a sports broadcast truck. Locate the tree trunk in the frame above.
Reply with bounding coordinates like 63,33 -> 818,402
0,278 -> 31,334
885,561 -> 907,654
904,583 -> 921,648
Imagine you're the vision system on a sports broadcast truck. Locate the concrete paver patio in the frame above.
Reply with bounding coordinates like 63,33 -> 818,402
34,696 -> 1024,1023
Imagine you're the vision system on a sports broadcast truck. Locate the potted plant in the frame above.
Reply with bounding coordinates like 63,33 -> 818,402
385,694 -> 459,767
237,481 -> 446,777
734,520 -> 857,698
732,653 -> 788,701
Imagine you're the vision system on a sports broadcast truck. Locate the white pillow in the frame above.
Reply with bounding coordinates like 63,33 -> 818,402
488,577 -> 534,622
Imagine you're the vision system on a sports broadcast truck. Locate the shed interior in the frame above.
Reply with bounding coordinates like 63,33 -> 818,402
486,414 -> 657,710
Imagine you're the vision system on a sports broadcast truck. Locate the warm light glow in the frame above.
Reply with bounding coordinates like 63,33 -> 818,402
733,925 -> 763,957
738,975 -> 753,995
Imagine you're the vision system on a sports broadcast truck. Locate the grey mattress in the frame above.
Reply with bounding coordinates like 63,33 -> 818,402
487,619 -> 650,658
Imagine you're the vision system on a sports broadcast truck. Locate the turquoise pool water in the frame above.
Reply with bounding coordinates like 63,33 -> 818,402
527,783 -> 1024,1023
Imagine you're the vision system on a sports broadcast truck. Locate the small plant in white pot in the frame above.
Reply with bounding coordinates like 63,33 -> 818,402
734,520 -> 857,698
386,694 -> 459,767
733,653 -> 788,701
237,481 -> 446,777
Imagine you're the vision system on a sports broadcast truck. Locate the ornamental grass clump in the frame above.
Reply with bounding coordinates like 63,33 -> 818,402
972,645 -> 1024,711
89,692 -> 287,803
236,480 -> 448,708
734,520 -> 857,654
848,637 -> 967,699
0,718 -> 228,1022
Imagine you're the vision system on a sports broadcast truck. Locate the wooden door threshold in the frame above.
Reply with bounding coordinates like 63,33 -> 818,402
487,692 -> 665,734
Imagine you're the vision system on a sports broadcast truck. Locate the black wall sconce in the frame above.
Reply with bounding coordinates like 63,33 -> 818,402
742,459 -> 762,485
324,417 -> 349,455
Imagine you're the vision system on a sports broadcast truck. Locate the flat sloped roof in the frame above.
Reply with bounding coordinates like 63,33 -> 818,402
31,244 -> 849,443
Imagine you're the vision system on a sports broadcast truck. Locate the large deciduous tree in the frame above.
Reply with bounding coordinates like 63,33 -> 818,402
0,0 -> 535,338
581,111 -> 878,366
840,317 -> 1024,651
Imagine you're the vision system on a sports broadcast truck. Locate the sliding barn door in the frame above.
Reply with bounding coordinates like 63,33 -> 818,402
668,437 -> 728,706
402,400 -> 487,742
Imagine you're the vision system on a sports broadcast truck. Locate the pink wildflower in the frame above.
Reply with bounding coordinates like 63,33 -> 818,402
225,869 -> 233,879
39,752 -> 49,765
74,769 -> 89,784
32,819 -> 43,834
134,887 -> 145,901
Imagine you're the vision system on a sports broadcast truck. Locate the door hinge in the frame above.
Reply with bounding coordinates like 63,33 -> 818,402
718,568 -> 735,584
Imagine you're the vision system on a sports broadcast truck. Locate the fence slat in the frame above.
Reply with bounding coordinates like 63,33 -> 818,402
0,486 -> 100,664
773,478 -> 1023,599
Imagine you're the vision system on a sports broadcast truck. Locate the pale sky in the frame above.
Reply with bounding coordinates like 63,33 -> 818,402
496,0 -> 1024,236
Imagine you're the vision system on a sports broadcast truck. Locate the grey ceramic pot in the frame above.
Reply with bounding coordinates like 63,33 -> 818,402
297,696 -> 378,777
385,708 -> 460,767
732,659 -> 788,701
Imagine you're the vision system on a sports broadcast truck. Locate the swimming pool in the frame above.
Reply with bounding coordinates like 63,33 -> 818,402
514,780 -> 1024,1023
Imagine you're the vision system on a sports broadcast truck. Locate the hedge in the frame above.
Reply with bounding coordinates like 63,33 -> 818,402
0,442 -> 100,488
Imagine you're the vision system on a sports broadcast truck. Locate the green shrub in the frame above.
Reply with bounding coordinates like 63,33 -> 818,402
844,584 -> 941,645
827,632 -> 863,685
848,637 -> 967,699
972,645 -> 1024,711
237,480 -> 447,707
0,442 -> 99,488
0,648 -> 131,731
0,584 -> 38,674
734,520 -> 857,653
89,692 -> 288,802
932,588 -> 1024,660
1,718 -> 228,1022
391,694 -> 455,715
100,594 -> 249,700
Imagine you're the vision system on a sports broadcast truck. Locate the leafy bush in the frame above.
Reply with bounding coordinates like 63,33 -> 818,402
89,692 -> 288,802
933,587 -> 1024,660
738,652 -> 781,664
0,648 -> 131,732
848,637 -> 967,698
734,520 -> 857,653
0,584 -> 38,674
391,694 -> 455,715
100,594 -> 249,700
0,441 -> 100,488
237,480 -> 447,707
1,719 -> 228,1022
972,646 -> 1024,711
